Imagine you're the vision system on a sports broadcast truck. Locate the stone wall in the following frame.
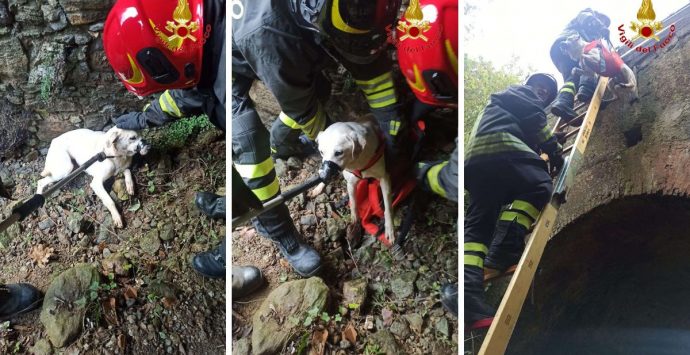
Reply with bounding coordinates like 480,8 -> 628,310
0,0 -> 142,157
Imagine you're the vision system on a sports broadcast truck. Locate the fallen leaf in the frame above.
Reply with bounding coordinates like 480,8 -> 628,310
127,200 -> 141,212
117,334 -> 126,350
382,307 -> 394,326
308,329 -> 328,355
161,297 -> 177,309
279,259 -> 290,269
124,286 -> 138,307
29,244 -> 54,268
102,297 -> 119,326
342,323 -> 357,344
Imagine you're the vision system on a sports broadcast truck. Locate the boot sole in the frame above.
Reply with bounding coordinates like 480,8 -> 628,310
466,317 -> 494,331
550,107 -> 577,121
0,297 -> 43,322
294,264 -> 322,278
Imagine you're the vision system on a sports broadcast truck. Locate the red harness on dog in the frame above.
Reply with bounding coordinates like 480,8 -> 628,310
351,131 -> 385,179
350,123 -> 423,247
583,39 -> 625,77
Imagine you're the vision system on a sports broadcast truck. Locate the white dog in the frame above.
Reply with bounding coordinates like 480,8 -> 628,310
315,118 -> 396,245
37,126 -> 150,228
562,34 -> 638,103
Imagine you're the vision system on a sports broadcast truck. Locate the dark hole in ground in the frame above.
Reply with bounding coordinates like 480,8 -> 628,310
508,195 -> 690,355
624,125 -> 643,147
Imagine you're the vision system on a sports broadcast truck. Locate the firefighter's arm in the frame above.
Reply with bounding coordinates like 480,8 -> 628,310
531,113 -> 564,174
115,88 -> 206,130
342,55 -> 403,141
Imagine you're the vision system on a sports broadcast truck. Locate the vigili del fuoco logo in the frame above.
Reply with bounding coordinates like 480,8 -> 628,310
618,0 -> 676,53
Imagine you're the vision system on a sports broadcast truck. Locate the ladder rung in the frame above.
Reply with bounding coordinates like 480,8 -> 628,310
562,144 -> 574,155
564,126 -> 581,139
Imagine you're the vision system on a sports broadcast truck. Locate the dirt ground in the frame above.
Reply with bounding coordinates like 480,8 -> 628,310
231,82 -> 460,354
0,121 -> 226,354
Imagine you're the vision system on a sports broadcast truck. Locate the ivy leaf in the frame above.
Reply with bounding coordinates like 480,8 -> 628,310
127,200 -> 141,212
320,312 -> 330,322
348,303 -> 360,310
303,316 -> 313,327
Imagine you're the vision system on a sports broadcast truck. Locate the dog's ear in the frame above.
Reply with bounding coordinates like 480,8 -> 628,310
348,126 -> 368,159
105,129 -> 121,151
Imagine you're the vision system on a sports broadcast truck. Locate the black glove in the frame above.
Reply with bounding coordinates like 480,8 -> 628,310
114,112 -> 148,130
549,153 -> 565,176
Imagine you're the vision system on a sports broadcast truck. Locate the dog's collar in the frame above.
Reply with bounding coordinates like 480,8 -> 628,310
351,130 -> 385,179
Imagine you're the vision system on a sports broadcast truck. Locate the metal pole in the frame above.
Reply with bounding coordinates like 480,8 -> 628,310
0,152 -> 108,234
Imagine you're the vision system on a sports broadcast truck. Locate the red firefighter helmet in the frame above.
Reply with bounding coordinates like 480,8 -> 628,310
396,0 -> 458,107
103,0 -> 204,97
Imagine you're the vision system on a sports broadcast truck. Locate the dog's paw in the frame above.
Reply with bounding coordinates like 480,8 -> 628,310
385,226 -> 396,245
113,216 -> 124,229
126,184 -> 135,196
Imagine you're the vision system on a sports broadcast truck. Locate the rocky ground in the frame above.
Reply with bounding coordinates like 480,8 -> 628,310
0,118 -> 226,354
231,82 -> 459,354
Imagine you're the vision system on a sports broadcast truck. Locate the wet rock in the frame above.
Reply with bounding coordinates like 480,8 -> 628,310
404,313 -> 423,334
435,317 -> 449,338
286,157 -> 302,170
274,159 -> 287,178
300,214 -> 317,226
339,339 -> 351,349
369,330 -> 403,355
149,281 -> 177,299
342,278 -> 367,311
390,319 -> 411,339
234,337 -> 251,355
100,253 -> 131,277
29,339 -> 53,355
159,223 -> 175,241
390,271 -> 417,300
40,264 -> 100,348
38,218 -> 54,230
66,213 -> 87,234
252,277 -> 329,355
112,178 -> 128,201
140,230 -> 161,255
96,215 -> 114,244
325,218 -> 346,242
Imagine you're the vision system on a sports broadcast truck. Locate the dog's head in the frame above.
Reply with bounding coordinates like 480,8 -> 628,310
315,122 -> 371,181
104,127 -> 151,157
561,34 -> 587,63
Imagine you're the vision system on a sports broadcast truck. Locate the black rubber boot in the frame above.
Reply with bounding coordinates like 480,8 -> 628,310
576,75 -> 598,103
195,192 -> 226,220
192,239 -> 226,279
550,90 -> 577,121
464,266 -> 495,330
440,283 -> 458,317
232,266 -> 264,299
0,284 -> 42,321
270,230 -> 322,277
484,220 -> 527,272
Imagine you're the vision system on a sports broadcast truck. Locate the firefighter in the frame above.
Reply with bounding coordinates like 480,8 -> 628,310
231,0 -> 403,276
103,0 -> 229,278
395,0 -> 459,316
550,8 -> 611,121
463,73 -> 562,330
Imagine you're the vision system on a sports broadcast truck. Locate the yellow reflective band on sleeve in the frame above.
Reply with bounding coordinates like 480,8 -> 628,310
234,156 -> 274,179
465,242 -> 488,254
143,103 -> 151,112
426,161 -> 449,198
279,109 -> 326,140
559,87 -> 575,95
251,177 -> 280,202
366,88 -> 396,100
563,81 -> 575,89
356,72 -> 393,87
509,200 -> 540,220
537,125 -> 553,143
271,147 -> 277,153
445,39 -> 458,75
499,211 -> 533,230
388,120 -> 400,136
159,90 -> 182,117
369,96 -> 398,109
464,255 -> 484,268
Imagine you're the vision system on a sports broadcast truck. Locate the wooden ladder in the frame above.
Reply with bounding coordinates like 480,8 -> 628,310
478,77 -> 610,355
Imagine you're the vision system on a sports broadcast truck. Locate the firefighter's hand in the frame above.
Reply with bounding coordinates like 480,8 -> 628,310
554,131 -> 567,145
114,112 -> 148,131
549,153 -> 565,176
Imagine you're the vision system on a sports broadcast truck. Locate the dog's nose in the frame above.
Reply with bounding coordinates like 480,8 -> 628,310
319,161 -> 342,183
138,140 -> 151,155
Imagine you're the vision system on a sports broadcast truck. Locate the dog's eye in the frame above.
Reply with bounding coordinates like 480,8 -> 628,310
335,150 -> 343,157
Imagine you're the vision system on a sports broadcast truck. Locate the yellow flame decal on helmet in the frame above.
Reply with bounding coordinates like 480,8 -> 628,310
331,0 -> 370,34
121,53 -> 144,85
149,0 -> 200,51
407,64 -> 426,93
445,39 -> 457,75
